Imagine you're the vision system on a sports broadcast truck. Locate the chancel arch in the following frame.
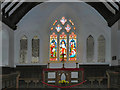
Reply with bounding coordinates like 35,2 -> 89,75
31,36 -> 39,63
98,35 -> 106,62
87,35 -> 94,63
20,35 -> 28,63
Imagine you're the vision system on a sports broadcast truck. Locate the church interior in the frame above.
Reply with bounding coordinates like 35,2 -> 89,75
0,0 -> 120,89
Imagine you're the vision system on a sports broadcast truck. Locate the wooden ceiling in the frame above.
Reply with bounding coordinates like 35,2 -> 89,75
1,1 -> 120,30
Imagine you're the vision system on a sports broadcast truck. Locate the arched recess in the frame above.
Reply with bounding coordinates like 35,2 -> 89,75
31,36 -> 39,63
20,35 -> 28,63
87,35 -> 94,62
98,35 -> 105,62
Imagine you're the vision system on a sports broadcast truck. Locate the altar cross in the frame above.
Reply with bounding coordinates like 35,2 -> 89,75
62,53 -> 66,68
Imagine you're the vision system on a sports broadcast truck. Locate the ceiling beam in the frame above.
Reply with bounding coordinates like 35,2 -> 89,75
1,2 -> 120,30
86,2 -> 115,23
6,2 -> 19,17
2,16 -> 17,30
107,2 -> 119,13
108,11 -> 120,27
2,2 -> 11,15
9,2 -> 42,25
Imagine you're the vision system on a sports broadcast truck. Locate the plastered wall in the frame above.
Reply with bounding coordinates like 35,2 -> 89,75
13,2 -> 111,67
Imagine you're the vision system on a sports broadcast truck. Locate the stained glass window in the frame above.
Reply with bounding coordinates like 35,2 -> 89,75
20,35 -> 27,63
69,32 -> 77,61
32,36 -> 39,63
50,33 -> 57,61
59,32 -> 67,61
50,17 -> 77,62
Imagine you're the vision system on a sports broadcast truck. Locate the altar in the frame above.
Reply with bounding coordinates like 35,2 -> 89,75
42,63 -> 85,88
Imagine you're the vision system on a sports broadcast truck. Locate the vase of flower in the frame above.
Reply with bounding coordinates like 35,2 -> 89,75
58,80 -> 69,86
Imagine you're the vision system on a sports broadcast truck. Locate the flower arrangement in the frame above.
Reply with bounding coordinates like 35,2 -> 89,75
58,80 -> 69,84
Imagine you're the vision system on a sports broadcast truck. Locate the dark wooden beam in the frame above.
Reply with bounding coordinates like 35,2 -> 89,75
9,2 -> 42,25
107,2 -> 119,13
2,2 -> 11,15
2,16 -> 17,30
2,2 -> 11,10
2,2 -> 42,30
115,2 -> 120,7
86,2 -> 115,23
6,2 -> 19,17
108,11 -> 120,27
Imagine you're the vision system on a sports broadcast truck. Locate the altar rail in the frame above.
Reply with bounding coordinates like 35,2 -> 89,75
106,70 -> 120,88
1,72 -> 20,89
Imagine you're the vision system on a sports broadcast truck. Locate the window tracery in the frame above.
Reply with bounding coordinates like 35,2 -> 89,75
50,17 -> 77,61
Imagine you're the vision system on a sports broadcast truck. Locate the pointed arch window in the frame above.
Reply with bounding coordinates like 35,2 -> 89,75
50,16 -> 77,61
50,33 -> 57,61
32,36 -> 39,63
87,35 -> 94,62
59,32 -> 67,61
98,35 -> 105,62
69,32 -> 77,61
20,35 -> 27,63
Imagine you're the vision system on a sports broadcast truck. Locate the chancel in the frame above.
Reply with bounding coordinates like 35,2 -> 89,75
1,0 -> 120,89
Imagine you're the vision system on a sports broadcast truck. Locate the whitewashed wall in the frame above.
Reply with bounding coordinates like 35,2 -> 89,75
0,21 -> 2,66
111,21 -> 120,66
13,2 -> 111,67
1,23 -> 14,67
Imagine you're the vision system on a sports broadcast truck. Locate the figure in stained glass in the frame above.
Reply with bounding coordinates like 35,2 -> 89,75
70,39 -> 76,57
69,32 -> 77,61
50,33 -> 57,61
50,40 -> 57,57
60,32 -> 67,61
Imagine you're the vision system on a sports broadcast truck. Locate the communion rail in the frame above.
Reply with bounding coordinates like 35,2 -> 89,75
1,72 -> 20,89
106,70 -> 120,88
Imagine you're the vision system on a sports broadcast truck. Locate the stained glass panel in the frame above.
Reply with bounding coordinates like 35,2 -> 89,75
59,32 -> 67,61
69,19 -> 74,25
60,16 -> 67,25
65,24 -> 71,32
55,24 -> 62,32
69,32 -> 77,61
53,20 -> 57,26
50,33 -> 57,61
